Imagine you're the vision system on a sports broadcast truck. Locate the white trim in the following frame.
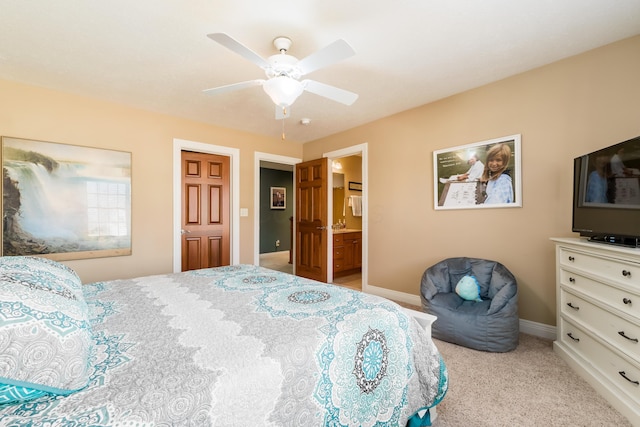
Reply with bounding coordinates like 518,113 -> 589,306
254,152 -> 301,266
173,138 -> 240,272
323,143 -> 368,289
366,284 -> 422,307
519,318 -> 556,340
365,285 -> 557,340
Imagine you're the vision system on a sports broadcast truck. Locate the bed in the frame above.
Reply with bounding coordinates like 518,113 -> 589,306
0,257 -> 447,426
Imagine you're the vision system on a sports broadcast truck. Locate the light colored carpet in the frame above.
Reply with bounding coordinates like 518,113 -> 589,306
256,255 -> 631,426
431,334 -> 632,427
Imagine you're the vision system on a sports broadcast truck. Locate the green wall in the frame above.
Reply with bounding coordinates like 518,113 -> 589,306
260,168 -> 293,253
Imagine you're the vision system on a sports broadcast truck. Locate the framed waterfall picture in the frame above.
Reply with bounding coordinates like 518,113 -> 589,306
2,136 -> 132,260
433,134 -> 522,210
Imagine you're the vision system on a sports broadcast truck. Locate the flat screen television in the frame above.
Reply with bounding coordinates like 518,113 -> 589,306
572,135 -> 640,248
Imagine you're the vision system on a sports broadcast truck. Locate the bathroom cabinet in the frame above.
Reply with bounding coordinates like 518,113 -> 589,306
333,231 -> 362,277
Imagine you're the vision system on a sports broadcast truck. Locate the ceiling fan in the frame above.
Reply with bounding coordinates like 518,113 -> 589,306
203,33 -> 359,119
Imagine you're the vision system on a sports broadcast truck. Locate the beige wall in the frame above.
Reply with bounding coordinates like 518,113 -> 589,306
303,35 -> 640,325
0,79 -> 303,283
2,35 -> 639,326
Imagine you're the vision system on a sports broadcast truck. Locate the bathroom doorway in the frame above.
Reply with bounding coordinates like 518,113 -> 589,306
326,143 -> 367,292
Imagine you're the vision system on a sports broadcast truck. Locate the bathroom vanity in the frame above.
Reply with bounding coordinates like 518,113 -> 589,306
333,229 -> 362,277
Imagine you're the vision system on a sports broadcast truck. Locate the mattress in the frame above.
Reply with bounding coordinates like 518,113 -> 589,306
0,261 -> 447,426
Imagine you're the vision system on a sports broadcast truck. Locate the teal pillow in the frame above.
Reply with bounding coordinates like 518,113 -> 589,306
455,275 -> 482,302
0,256 -> 92,404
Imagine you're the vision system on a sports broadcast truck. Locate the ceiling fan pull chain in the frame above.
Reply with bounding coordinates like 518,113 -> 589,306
281,108 -> 286,140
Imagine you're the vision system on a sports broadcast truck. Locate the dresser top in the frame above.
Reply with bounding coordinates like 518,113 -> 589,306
551,237 -> 640,258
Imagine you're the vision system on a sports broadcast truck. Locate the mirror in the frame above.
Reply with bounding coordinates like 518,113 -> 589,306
333,172 -> 344,188
332,173 -> 345,226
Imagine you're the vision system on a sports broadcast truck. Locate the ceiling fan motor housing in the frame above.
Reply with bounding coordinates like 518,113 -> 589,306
273,36 -> 292,53
266,53 -> 301,79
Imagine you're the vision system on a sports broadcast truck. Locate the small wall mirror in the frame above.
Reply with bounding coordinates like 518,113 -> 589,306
333,172 -> 344,188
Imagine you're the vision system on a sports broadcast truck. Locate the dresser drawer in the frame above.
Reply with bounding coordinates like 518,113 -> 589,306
560,269 -> 640,320
561,289 -> 640,359
560,318 -> 640,400
559,247 -> 640,286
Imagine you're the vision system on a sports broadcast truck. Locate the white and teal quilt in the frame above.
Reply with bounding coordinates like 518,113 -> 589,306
0,263 -> 447,426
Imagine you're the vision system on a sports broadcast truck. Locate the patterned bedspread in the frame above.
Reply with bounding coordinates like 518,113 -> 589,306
0,264 -> 447,426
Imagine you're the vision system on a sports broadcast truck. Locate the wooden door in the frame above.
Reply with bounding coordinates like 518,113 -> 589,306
353,235 -> 362,269
295,158 -> 328,282
181,151 -> 230,271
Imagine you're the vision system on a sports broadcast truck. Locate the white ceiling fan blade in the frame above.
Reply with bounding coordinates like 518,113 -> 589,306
275,105 -> 291,120
202,79 -> 264,96
296,39 -> 356,75
207,33 -> 270,69
302,80 -> 358,105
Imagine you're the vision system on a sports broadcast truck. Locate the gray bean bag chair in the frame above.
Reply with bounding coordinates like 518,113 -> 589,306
420,257 -> 519,352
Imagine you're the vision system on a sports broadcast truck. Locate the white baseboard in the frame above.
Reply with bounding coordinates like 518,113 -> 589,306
519,318 -> 556,340
364,284 -> 557,340
365,284 -> 423,307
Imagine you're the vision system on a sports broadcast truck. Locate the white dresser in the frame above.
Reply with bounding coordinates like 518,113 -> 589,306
552,237 -> 640,425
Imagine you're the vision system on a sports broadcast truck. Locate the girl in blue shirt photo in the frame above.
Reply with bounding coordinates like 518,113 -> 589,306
481,143 -> 514,204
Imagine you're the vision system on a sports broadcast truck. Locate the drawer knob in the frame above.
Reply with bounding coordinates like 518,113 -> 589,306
567,333 -> 580,342
566,302 -> 580,311
569,277 -> 575,283
623,297 -> 632,305
618,371 -> 640,386
618,331 -> 639,343
568,256 -> 575,262
622,270 -> 632,277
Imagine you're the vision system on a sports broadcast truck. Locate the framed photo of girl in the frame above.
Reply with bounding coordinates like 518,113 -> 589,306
433,134 -> 522,210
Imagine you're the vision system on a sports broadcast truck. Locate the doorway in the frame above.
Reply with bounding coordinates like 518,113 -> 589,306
325,143 -> 367,291
173,139 -> 240,272
252,145 -> 366,289
254,152 -> 301,272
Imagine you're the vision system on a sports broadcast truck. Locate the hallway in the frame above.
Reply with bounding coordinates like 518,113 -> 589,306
259,250 -> 362,291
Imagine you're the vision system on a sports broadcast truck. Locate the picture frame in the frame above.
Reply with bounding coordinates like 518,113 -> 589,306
2,136 -> 132,260
433,134 -> 522,210
270,186 -> 286,209
348,181 -> 362,191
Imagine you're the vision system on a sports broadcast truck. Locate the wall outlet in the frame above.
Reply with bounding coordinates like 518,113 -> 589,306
275,240 -> 280,247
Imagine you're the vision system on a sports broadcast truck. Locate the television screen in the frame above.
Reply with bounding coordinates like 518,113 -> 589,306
572,135 -> 640,247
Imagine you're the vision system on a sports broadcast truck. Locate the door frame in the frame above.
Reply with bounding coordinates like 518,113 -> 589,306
324,143 -> 368,290
173,138 -> 240,272
253,152 -> 302,266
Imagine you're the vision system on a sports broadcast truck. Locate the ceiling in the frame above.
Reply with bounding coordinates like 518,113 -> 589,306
1,1 -> 639,143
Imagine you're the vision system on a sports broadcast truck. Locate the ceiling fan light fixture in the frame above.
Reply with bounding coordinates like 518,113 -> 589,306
263,76 -> 304,107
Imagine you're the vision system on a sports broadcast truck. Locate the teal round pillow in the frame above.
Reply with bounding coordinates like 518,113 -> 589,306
455,275 -> 482,302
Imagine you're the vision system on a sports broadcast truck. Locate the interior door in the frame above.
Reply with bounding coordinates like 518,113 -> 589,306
295,157 -> 328,282
181,150 -> 230,271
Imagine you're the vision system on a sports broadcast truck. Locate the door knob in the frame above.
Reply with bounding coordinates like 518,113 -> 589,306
180,229 -> 191,235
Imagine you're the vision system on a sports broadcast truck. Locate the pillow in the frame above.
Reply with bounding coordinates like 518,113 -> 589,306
455,275 -> 482,302
0,256 -> 92,404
